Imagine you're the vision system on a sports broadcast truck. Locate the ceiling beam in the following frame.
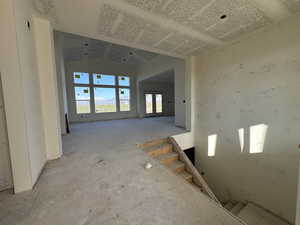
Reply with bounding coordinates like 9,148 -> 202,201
251,0 -> 291,22
100,0 -> 225,46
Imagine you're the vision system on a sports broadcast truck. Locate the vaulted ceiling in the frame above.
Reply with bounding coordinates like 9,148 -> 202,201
60,32 -> 160,66
34,0 -> 299,58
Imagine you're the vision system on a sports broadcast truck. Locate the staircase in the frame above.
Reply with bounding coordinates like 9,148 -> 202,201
140,137 -> 291,225
140,138 -> 205,194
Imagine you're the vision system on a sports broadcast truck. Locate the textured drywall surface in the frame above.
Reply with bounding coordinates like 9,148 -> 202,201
193,15 -> 300,223
0,117 -> 244,225
65,58 -> 138,123
33,17 -> 62,160
54,32 -> 68,135
14,0 -> 47,186
137,55 -> 187,128
139,81 -> 175,117
0,76 -> 12,191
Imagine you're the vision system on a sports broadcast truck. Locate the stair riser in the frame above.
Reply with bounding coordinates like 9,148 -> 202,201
160,155 -> 178,165
147,146 -> 172,157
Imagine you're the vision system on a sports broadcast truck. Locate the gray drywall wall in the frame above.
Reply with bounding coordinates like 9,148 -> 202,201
137,55 -> 187,128
193,15 -> 300,223
65,58 -> 138,122
54,32 -> 68,135
138,81 -> 175,117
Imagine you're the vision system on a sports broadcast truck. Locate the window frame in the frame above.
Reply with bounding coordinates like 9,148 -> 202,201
72,72 -> 132,115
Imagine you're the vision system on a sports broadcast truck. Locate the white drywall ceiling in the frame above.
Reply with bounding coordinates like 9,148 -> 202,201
33,0 -> 297,58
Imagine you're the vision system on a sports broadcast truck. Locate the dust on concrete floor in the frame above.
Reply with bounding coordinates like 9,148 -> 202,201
0,117 -> 241,225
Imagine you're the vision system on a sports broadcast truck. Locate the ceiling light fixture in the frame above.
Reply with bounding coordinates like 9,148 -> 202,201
220,14 -> 227,20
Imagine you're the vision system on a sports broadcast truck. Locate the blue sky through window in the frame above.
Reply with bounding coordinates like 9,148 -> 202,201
74,72 -> 89,84
93,74 -> 115,85
74,87 -> 90,100
118,76 -> 130,86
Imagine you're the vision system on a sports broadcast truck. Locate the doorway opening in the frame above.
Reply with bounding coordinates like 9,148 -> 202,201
145,93 -> 163,116
139,70 -> 175,119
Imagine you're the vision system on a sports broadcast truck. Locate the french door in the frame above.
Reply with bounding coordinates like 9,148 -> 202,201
145,93 -> 163,116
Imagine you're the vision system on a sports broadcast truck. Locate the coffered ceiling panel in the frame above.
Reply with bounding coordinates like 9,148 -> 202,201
112,14 -> 145,42
205,4 -> 269,40
98,4 -> 120,36
137,25 -> 171,46
124,0 -> 164,11
36,0 -> 296,58
281,0 -> 300,12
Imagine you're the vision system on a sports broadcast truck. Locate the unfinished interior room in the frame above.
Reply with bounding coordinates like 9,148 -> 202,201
1,0 -> 300,225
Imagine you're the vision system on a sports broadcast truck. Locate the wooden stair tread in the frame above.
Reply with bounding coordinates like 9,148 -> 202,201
144,143 -> 172,156
156,152 -> 178,161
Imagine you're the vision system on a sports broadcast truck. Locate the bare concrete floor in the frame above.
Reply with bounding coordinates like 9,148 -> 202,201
0,117 -> 242,225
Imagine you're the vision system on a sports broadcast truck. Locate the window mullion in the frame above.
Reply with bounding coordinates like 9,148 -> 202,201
116,76 -> 120,112
89,73 -> 96,114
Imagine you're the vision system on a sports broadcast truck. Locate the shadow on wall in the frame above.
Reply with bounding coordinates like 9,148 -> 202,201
208,124 -> 268,157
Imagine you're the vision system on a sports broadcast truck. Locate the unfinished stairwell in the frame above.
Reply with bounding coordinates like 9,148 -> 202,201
139,137 -> 291,225
139,137 -> 220,205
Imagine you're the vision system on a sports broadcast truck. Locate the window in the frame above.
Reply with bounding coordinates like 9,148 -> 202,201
74,72 -> 89,84
208,134 -> 217,157
72,72 -> 131,115
94,88 -> 116,113
74,87 -> 91,114
250,124 -> 268,154
119,88 -> 130,111
145,94 -> 153,114
155,94 -> 162,113
93,74 -> 115,86
118,76 -> 130,86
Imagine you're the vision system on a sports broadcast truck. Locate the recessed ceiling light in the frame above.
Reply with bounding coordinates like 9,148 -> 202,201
220,14 -> 227,20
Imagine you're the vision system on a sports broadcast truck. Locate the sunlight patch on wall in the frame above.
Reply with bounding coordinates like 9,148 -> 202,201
208,134 -> 217,157
250,124 -> 268,154
238,128 -> 245,152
